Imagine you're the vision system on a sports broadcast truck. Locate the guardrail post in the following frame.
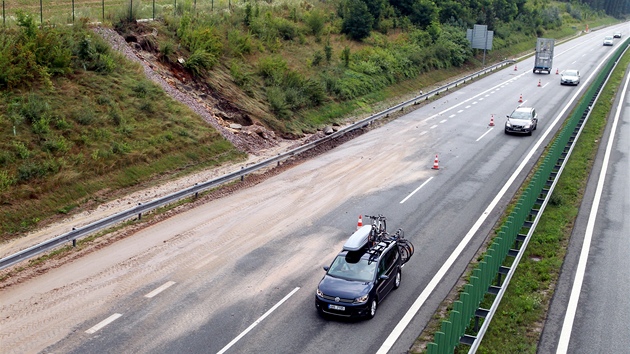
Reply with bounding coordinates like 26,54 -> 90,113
241,166 -> 244,181
73,239 -> 76,247
138,202 -> 142,220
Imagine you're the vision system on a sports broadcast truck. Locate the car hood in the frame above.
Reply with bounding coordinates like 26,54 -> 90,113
562,74 -> 579,80
507,118 -> 532,125
318,275 -> 372,299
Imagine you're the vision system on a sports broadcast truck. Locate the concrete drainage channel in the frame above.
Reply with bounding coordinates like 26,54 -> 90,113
0,59 -> 513,271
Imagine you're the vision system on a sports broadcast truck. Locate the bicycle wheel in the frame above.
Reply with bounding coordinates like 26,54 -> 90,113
379,219 -> 387,234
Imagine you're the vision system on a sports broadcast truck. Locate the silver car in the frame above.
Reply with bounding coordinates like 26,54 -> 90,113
603,36 -> 614,46
505,107 -> 538,136
560,69 -> 580,85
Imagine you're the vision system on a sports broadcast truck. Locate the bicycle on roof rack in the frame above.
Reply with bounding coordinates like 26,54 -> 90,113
365,214 -> 387,243
364,214 -> 414,264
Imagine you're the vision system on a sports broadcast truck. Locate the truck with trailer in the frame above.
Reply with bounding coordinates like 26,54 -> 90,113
533,38 -> 554,74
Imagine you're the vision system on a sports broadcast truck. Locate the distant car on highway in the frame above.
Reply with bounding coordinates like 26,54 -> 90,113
560,69 -> 580,86
613,31 -> 622,38
505,107 -> 538,136
603,36 -> 614,46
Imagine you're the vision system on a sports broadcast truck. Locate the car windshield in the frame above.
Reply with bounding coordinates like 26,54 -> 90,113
605,36 -> 613,40
327,253 -> 377,282
510,111 -> 532,120
564,70 -> 578,76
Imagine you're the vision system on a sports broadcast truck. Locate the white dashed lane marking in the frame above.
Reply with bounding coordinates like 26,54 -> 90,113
85,313 -> 122,334
145,281 -> 176,298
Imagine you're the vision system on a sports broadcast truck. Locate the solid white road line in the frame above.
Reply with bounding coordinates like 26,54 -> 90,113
85,313 -> 122,334
216,287 -> 300,354
556,66 -> 630,354
400,177 -> 434,204
377,47 -> 616,354
144,281 -> 176,298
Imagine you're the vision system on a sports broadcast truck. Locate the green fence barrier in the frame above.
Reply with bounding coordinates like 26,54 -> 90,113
426,38 -> 630,353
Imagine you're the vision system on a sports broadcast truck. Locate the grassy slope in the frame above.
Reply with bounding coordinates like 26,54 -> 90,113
0,42 -> 245,241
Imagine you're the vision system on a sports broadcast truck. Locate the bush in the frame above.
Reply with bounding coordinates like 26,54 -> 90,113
42,136 -> 71,154
0,170 -> 15,191
13,141 -> 31,159
18,161 -> 47,182
341,0 -> 374,41
312,50 -> 324,66
275,18 -> 300,40
305,10 -> 326,38
184,50 -> 218,76
32,116 -> 51,136
20,94 -> 49,124
258,56 -> 288,85
72,107 -> 96,126
230,61 -> 254,89
266,86 -> 291,119
227,30 -> 253,57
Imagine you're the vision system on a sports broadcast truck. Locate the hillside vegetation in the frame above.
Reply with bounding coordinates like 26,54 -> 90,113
0,0 -> 620,240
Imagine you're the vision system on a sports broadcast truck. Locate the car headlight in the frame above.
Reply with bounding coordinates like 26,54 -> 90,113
525,123 -> 531,128
316,288 -> 324,297
354,294 -> 369,304
506,122 -> 512,127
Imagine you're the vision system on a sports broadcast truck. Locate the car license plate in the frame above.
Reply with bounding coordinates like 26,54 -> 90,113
328,304 -> 345,311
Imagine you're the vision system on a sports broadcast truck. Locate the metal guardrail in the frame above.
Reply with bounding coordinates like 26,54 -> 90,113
0,59 -> 514,271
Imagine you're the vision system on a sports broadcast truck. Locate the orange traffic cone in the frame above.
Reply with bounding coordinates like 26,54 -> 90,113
538,79 -> 542,87
357,215 -> 363,230
518,94 -> 523,103
489,114 -> 495,126
556,68 -> 559,75
432,155 -> 439,170
514,64 -> 518,71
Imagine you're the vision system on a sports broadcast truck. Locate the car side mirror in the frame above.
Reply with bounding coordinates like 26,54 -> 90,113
506,115 -> 510,118
379,274 -> 389,280
323,266 -> 329,271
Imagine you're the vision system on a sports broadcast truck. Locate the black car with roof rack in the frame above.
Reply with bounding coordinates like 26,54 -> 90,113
315,219 -> 413,319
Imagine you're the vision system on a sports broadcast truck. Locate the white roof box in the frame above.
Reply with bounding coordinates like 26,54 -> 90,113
343,225 -> 372,251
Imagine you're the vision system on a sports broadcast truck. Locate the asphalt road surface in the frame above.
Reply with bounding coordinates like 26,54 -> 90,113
1,25 -> 627,354
539,54 -> 630,354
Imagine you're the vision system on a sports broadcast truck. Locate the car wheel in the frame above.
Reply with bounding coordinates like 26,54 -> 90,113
504,129 -> 509,134
528,130 -> 532,136
367,299 -> 378,319
394,270 -> 402,289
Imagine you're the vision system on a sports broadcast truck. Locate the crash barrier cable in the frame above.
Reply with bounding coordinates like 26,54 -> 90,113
0,60 -> 514,271
426,38 -> 630,354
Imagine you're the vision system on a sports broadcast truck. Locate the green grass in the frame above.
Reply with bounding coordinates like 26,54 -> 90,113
0,28 -> 246,241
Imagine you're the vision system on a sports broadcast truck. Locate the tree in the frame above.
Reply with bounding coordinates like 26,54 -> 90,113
342,0 -> 375,41
389,0 -> 438,29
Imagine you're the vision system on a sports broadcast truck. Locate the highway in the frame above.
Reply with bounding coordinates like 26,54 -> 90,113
538,57 -> 630,354
0,26 -> 627,354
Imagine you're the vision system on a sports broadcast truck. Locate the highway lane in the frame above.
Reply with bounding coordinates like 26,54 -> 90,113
0,27 -> 623,354
539,53 -> 630,353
